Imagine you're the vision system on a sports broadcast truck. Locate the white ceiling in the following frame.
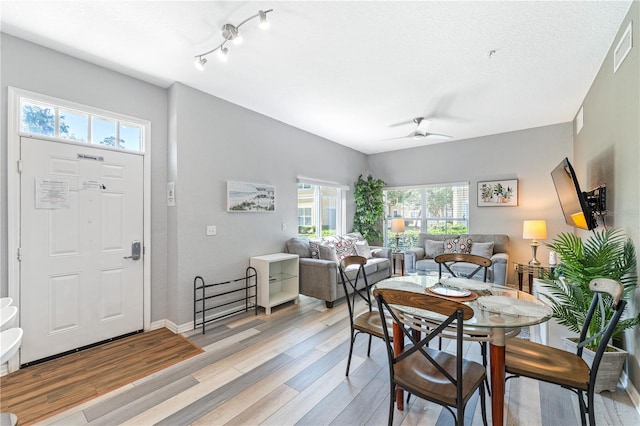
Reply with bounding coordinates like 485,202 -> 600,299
1,1 -> 633,154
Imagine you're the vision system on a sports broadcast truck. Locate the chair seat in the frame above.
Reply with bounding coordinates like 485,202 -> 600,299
353,310 -> 393,340
395,347 -> 486,407
506,338 -> 590,391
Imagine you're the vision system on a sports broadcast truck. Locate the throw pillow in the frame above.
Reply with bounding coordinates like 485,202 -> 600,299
318,243 -> 338,262
444,237 -> 472,254
458,237 -> 472,254
354,240 -> 373,259
470,241 -> 494,258
309,239 -> 322,259
443,237 -> 460,254
424,240 -> 445,258
334,238 -> 356,261
286,238 -> 312,258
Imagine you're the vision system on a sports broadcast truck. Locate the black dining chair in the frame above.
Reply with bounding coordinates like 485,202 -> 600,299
339,255 -> 392,376
505,278 -> 627,426
435,252 -> 493,394
374,287 -> 487,426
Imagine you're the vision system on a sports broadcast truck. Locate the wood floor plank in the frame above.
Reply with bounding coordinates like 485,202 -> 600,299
154,353 -> 295,426
120,366 -> 243,425
262,355 -> 366,425
224,383 -> 299,426
86,376 -> 198,425
193,349 -> 325,425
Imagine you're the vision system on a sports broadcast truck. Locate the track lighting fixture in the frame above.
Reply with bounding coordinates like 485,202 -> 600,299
194,9 -> 273,69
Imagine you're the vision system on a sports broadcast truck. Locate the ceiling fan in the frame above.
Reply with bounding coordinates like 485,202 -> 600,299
389,117 -> 452,142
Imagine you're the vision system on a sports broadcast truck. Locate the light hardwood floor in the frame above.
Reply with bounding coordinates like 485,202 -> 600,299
36,295 -> 638,426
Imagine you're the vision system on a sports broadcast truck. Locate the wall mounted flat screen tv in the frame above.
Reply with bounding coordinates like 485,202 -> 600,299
550,157 -> 597,230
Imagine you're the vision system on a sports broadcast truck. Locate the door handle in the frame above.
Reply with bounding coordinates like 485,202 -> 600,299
124,240 -> 141,260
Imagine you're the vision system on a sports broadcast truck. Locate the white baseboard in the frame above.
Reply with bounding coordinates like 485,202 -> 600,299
621,370 -> 640,416
149,319 -> 194,334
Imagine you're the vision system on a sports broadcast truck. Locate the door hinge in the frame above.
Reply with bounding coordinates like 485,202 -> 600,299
17,247 -> 22,261
17,160 -> 23,174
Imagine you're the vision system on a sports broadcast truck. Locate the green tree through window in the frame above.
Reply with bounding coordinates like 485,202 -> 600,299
21,104 -> 69,136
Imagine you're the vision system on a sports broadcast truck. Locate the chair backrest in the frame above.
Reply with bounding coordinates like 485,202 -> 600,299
434,253 -> 492,282
339,255 -> 371,322
578,278 -> 627,386
373,288 -> 475,401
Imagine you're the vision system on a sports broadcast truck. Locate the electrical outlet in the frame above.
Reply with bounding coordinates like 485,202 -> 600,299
206,225 -> 216,236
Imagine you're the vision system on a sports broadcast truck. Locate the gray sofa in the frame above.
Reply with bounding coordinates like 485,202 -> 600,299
404,233 -> 510,285
285,232 -> 392,308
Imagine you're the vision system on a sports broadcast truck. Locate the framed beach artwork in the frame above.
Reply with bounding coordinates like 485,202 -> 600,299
477,179 -> 518,207
227,181 -> 275,212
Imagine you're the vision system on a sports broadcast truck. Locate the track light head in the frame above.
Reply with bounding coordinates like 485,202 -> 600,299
217,46 -> 229,62
195,56 -> 207,71
259,10 -> 270,29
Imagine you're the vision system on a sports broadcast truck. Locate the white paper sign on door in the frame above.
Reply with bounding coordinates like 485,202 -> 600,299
35,177 -> 70,209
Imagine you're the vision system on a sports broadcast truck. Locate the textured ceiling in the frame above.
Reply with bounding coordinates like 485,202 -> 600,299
0,1 -> 633,154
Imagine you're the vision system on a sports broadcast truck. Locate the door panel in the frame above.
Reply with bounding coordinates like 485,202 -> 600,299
20,137 -> 144,364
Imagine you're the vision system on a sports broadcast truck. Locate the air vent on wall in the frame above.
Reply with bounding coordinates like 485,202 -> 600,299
613,21 -> 633,73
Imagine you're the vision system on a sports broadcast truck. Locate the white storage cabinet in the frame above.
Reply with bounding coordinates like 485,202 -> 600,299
250,253 -> 299,315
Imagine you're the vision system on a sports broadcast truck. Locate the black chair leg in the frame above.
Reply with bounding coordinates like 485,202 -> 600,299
388,383 -> 395,426
480,382 -> 488,426
481,341 -> 491,396
367,334 -> 373,356
345,331 -> 355,376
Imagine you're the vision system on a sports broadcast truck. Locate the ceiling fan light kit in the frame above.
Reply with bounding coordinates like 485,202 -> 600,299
389,117 -> 452,142
194,9 -> 273,69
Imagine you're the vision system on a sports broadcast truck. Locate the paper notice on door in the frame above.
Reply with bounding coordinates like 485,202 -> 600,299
35,177 -> 70,209
80,178 -> 106,191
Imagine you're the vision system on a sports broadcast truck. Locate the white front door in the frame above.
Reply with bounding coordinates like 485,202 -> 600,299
19,137 -> 144,364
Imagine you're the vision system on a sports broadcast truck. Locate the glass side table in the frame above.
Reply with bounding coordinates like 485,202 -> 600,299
514,262 -> 556,294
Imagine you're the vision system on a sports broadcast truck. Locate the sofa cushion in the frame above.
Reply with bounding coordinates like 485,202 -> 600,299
424,240 -> 445,258
470,241 -> 494,258
354,240 -> 373,259
444,237 -> 472,254
318,244 -> 338,262
286,237 -> 312,258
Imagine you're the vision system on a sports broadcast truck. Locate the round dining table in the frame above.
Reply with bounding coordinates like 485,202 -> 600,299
373,274 -> 553,426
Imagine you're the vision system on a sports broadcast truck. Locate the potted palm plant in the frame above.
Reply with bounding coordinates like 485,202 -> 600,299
540,228 -> 638,392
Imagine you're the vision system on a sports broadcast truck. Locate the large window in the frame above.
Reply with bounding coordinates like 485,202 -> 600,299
384,183 -> 469,249
297,180 -> 346,238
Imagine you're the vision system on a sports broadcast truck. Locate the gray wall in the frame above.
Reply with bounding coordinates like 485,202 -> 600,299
167,82 -> 367,326
573,2 -> 640,391
367,122 -> 575,285
0,34 -> 170,321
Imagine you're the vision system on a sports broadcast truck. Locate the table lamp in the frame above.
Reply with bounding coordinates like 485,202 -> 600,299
390,219 -> 405,252
523,220 -> 547,265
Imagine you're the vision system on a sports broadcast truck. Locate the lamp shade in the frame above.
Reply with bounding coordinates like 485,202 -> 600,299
391,218 -> 405,233
523,220 -> 547,240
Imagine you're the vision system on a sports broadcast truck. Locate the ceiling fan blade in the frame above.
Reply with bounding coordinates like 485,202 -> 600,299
424,132 -> 452,141
383,132 -> 415,141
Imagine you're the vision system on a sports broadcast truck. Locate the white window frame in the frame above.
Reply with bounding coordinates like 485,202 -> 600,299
296,177 -> 348,238
383,181 -> 470,247
18,92 -> 146,152
6,88 -> 153,371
